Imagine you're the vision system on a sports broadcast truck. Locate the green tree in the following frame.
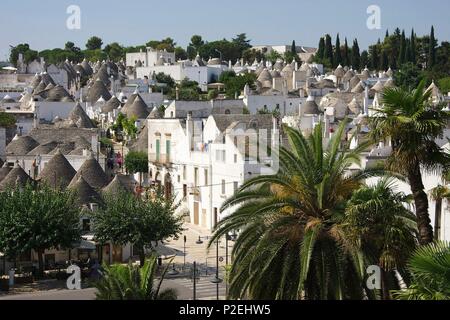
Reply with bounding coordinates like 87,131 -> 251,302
125,151 -> 148,185
209,121 -> 383,300
392,241 -> 450,300
0,184 -> 81,277
352,39 -> 361,70
343,38 -> 350,67
343,178 -> 418,299
219,72 -> 256,99
428,26 -> 436,69
394,62 -> 424,90
0,112 -> 16,128
398,30 -> 407,65
316,37 -> 325,60
232,33 -> 252,54
438,77 -> 450,95
174,47 -> 187,61
92,191 -> 183,266
334,34 -> 342,67
324,34 -> 333,65
104,42 -> 124,62
369,41 -> 380,70
9,44 -> 38,66
94,254 -> 178,300
410,29 -> 417,64
265,50 -> 282,64
361,50 -> 369,69
86,36 -> 103,50
369,80 -> 450,245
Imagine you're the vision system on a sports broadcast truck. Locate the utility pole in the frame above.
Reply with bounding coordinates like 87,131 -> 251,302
193,261 -> 197,300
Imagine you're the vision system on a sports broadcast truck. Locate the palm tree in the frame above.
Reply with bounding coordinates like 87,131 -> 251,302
94,254 -> 177,300
209,120 -> 382,300
429,185 -> 450,240
343,178 -> 418,299
392,241 -> 450,300
369,80 -> 450,245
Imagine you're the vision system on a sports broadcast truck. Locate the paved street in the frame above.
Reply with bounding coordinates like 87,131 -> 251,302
0,224 -> 230,300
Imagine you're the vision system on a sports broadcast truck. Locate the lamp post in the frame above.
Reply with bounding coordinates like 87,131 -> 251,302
193,261 -> 197,300
210,239 -> 222,300
183,235 -> 187,271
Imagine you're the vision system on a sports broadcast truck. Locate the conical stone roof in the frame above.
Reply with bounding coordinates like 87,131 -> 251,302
68,176 -> 101,207
69,154 -> 109,190
87,79 -> 112,105
102,175 -> 132,196
0,163 -> 12,183
0,162 -> 31,190
38,149 -> 76,189
124,95 -> 149,119
101,96 -> 121,114
68,103 -> 96,128
6,136 -> 39,155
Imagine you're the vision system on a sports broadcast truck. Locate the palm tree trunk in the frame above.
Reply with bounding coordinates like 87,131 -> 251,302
380,268 -> 390,300
408,164 -> 433,245
434,198 -> 442,240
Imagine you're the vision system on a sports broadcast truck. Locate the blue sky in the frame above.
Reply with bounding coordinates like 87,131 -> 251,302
0,0 -> 449,61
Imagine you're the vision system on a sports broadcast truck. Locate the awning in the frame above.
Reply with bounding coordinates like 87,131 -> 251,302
2,66 -> 17,71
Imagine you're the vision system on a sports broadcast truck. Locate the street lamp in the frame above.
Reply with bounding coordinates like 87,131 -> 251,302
210,239 -> 222,300
183,235 -> 187,271
195,236 -> 204,244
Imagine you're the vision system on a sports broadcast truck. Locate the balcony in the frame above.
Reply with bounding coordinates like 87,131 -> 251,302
149,153 -> 172,166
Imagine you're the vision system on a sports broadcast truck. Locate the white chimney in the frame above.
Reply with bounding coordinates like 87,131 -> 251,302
186,112 -> 194,152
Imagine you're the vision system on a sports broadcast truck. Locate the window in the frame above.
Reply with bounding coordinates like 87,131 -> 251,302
183,165 -> 186,180
166,140 -> 171,162
183,184 -> 187,198
233,181 -> 239,192
221,180 -> 226,194
216,150 -> 226,162
204,169 -> 208,185
234,154 -> 238,163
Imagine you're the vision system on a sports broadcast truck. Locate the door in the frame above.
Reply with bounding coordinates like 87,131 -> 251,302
193,202 -> 199,225
112,245 -> 123,263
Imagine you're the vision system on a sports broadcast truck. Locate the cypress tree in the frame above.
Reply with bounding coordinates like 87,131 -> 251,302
405,39 -> 412,63
343,38 -> 350,67
370,42 -> 379,70
291,40 -> 296,55
324,34 -> 333,64
334,34 -> 342,67
398,30 -> 406,65
351,39 -> 361,70
385,29 -> 389,39
361,50 -> 369,69
410,28 -> 416,64
380,50 -> 388,71
317,37 -> 325,60
428,25 -> 436,69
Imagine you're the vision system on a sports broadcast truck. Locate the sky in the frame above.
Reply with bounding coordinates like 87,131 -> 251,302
0,0 -> 449,61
